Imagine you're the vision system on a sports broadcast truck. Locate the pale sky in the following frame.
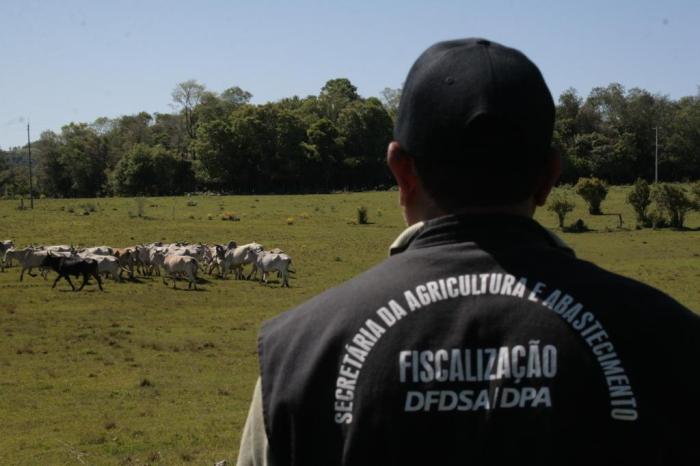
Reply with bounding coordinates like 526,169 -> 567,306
1,0 -> 699,149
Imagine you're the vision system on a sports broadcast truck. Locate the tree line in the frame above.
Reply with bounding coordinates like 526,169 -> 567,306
0,80 -> 698,198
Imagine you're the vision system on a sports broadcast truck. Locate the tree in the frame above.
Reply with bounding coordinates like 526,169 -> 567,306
151,112 -> 188,154
692,181 -> 700,209
575,177 -> 608,214
302,118 -> 344,191
664,96 -> 700,181
380,87 -> 401,122
626,178 -> 652,224
555,88 -> 582,146
337,98 -> 393,189
319,78 -> 360,121
111,144 -> 193,195
547,191 -> 576,228
172,79 -> 206,139
221,86 -> 252,106
191,119 -> 237,190
652,183 -> 695,229
0,148 -> 11,196
59,123 -> 108,197
35,131 -> 71,197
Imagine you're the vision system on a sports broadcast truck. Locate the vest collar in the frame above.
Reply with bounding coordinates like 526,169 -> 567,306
389,214 -> 574,257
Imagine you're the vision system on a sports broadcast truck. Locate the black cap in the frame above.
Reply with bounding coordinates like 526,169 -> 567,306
394,38 -> 554,168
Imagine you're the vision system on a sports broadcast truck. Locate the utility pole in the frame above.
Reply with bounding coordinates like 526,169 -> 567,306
27,122 -> 34,209
654,126 -> 659,184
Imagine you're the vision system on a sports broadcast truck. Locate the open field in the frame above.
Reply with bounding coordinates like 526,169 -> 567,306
1,188 -> 699,465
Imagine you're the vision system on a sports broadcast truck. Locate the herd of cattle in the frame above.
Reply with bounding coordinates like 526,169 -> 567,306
0,239 -> 293,291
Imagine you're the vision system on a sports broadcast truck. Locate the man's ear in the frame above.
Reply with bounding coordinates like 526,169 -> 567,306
533,148 -> 562,206
387,142 -> 419,207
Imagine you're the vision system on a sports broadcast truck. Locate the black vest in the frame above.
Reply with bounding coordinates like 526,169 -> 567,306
259,215 -> 700,466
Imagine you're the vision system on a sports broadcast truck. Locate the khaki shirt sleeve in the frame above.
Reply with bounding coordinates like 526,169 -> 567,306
236,377 -> 274,466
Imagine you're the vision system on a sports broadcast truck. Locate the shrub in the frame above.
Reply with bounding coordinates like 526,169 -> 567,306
626,178 -> 651,225
357,206 -> 369,225
691,181 -> 700,209
647,210 -> 670,229
134,198 -> 146,218
575,177 -> 608,215
286,217 -> 295,225
79,202 -> 97,213
651,183 -> 694,229
547,191 -> 576,228
564,218 -> 590,233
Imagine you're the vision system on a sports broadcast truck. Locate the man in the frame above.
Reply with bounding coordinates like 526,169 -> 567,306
237,38 -> 700,466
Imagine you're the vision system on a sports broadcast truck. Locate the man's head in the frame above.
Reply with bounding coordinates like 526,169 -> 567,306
388,38 -> 560,224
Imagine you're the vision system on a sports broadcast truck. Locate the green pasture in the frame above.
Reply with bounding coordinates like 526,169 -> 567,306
0,188 -> 698,465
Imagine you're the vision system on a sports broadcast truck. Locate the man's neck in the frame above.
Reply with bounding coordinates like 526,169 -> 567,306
406,200 -> 535,226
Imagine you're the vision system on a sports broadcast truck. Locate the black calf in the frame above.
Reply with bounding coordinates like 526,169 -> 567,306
41,254 -> 104,292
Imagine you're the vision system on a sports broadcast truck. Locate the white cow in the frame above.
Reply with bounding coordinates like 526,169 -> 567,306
12,248 -> 50,281
1,240 -> 15,271
167,243 -> 208,268
79,246 -> 113,256
155,254 -> 199,290
206,241 -> 239,277
206,244 -> 227,277
135,243 -> 165,276
244,249 -> 292,287
78,253 -> 124,282
42,245 -> 74,253
223,242 -> 263,279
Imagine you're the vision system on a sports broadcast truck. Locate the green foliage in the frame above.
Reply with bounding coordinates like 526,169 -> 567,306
575,177 -> 608,214
651,183 -> 695,229
134,197 -> 147,218
59,123 -> 109,197
379,87 -> 401,121
220,86 -> 252,106
547,191 -> 576,228
626,178 -> 652,224
319,78 -> 360,121
357,205 -> 368,224
111,144 -> 193,196
691,181 -> 700,209
564,218 -> 590,233
15,78 -> 700,200
556,83 -> 700,184
171,79 -> 206,140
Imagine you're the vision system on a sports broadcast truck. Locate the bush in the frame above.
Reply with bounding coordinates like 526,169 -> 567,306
691,181 -> 700,209
575,177 -> 608,215
135,197 -> 146,217
357,206 -> 369,225
564,218 -> 590,233
626,178 -> 651,225
79,202 -> 97,213
647,210 -> 670,229
547,191 -> 576,228
651,183 -> 694,229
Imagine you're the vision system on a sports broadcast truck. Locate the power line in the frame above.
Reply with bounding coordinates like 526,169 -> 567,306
27,122 -> 34,209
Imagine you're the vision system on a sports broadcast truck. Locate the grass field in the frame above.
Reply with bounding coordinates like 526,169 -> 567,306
1,188 -> 699,465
